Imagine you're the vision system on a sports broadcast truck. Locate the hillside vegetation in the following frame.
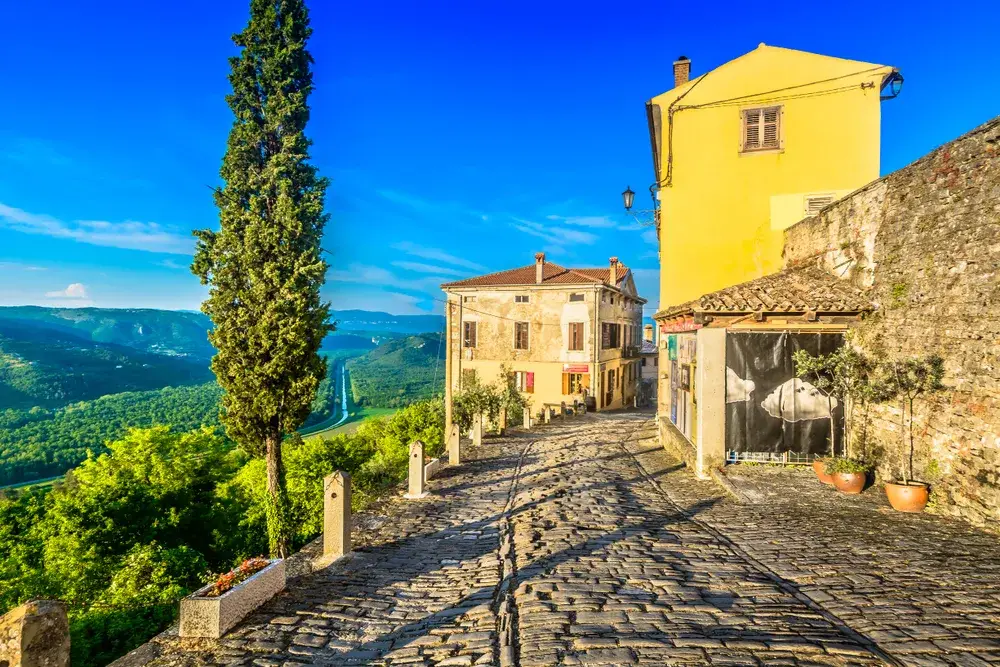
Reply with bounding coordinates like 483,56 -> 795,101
0,306 -> 215,359
0,401 -> 444,667
0,383 -> 222,486
0,319 -> 213,410
347,333 -> 445,408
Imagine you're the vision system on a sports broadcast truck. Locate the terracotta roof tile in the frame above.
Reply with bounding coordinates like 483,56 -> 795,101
653,266 -> 872,320
441,262 -> 630,289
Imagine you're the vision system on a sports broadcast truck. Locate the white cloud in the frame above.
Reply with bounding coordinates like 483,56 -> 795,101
761,378 -> 839,421
0,202 -> 193,255
641,229 -> 658,245
327,263 -> 449,293
511,218 -> 598,246
45,283 -> 88,299
545,214 -> 618,229
157,259 -> 188,270
0,261 -> 46,271
391,261 -> 467,277
392,241 -> 487,271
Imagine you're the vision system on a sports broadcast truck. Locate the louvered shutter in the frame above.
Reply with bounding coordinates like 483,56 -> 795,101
762,107 -> 779,148
562,373 -> 570,394
805,195 -> 834,216
526,372 -> 534,393
744,109 -> 761,150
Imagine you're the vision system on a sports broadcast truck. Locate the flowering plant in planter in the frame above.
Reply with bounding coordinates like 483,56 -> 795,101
205,557 -> 271,597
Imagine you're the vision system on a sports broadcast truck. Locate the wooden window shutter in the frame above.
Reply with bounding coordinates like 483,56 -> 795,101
762,107 -> 779,148
743,109 -> 761,150
526,372 -> 534,393
562,373 -> 570,394
581,373 -> 590,390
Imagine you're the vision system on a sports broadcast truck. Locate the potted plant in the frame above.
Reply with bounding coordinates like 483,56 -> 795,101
179,557 -> 285,638
812,457 -> 835,485
794,346 -> 876,484
825,457 -> 869,494
882,355 -> 945,512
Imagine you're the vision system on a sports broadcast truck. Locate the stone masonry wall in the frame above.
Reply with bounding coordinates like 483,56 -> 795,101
782,116 -> 1000,528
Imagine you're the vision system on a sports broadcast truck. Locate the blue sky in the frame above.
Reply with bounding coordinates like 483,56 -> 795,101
1,0 -> 998,316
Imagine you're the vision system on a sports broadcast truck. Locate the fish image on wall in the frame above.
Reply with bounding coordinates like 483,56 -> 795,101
726,367 -> 756,403
761,378 -> 839,422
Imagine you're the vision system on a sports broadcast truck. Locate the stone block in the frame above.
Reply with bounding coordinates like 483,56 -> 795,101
424,457 -> 443,480
472,414 -> 483,447
404,440 -> 428,499
323,471 -> 351,558
179,560 -> 286,638
448,424 -> 462,465
0,600 -> 69,667
523,407 -> 531,430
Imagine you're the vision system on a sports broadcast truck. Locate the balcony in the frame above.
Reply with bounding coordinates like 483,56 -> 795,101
622,345 -> 639,358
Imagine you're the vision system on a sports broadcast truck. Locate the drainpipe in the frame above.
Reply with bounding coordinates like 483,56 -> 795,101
444,294 -> 453,436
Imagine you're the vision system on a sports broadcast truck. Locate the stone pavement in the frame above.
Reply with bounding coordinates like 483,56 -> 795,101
117,412 -> 1000,667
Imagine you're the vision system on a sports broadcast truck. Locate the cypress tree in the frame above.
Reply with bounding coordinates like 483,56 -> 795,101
192,0 -> 331,558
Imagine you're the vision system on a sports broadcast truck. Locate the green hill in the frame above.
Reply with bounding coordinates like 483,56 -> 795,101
0,306 -> 215,360
346,333 -> 445,408
0,319 -> 213,410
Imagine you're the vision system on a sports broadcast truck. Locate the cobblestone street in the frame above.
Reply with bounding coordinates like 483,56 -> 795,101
120,413 -> 1000,667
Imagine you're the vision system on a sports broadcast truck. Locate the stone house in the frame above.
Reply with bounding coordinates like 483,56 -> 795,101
441,253 -> 645,424
639,324 -> 659,404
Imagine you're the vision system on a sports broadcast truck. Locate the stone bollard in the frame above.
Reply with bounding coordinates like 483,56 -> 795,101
560,401 -> 567,420
472,413 -> 483,447
522,406 -> 531,430
323,471 -> 351,558
404,440 -> 428,499
0,600 -> 70,667
544,407 -> 551,424
498,407 -> 507,435
447,424 -> 461,465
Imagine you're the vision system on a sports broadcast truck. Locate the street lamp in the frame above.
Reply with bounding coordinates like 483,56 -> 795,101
620,183 -> 657,227
622,186 -> 635,211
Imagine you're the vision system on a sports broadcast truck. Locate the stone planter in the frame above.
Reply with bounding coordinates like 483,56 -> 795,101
885,481 -> 929,512
179,559 -> 285,638
832,472 -> 866,495
812,459 -> 835,485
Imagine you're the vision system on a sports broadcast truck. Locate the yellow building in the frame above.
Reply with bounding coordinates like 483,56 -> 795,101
646,44 -> 901,309
441,253 -> 645,422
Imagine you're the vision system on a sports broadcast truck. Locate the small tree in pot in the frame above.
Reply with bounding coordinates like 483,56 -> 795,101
793,346 -> 877,487
882,355 -> 945,512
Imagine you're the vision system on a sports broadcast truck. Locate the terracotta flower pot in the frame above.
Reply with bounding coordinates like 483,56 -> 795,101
813,460 -> 835,485
832,472 -> 866,494
885,481 -> 929,512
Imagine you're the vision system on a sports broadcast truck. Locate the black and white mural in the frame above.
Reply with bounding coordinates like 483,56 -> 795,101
726,332 -> 844,456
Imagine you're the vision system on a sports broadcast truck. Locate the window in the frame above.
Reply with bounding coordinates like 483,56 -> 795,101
569,293 -> 585,302
463,321 -> 477,348
562,372 -> 588,394
514,371 -> 534,393
568,322 -> 584,351
462,369 -> 476,386
742,106 -> 780,152
514,295 -> 529,303
514,322 -> 529,350
463,296 -> 476,302
601,323 -> 621,349
654,357 -> 659,367
804,194 -> 835,216
642,357 -> 647,367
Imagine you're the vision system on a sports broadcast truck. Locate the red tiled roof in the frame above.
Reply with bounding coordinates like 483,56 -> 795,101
653,265 -> 873,320
441,261 -> 629,289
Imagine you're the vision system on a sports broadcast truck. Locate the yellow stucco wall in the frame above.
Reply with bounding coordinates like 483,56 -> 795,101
649,45 -> 894,309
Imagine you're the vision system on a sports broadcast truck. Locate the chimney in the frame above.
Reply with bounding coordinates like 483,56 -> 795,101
609,256 -> 619,285
644,324 -> 654,343
673,55 -> 690,88
534,252 -> 545,284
